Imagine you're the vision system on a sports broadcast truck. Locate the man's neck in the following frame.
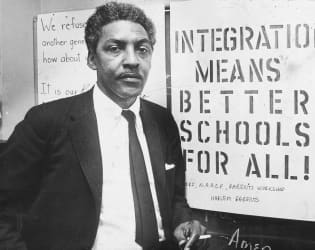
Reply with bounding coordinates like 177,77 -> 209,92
96,83 -> 138,109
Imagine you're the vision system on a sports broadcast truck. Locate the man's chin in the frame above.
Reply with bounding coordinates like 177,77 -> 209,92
119,88 -> 143,99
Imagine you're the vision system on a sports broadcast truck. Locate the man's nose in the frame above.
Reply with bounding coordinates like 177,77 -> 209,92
123,47 -> 139,68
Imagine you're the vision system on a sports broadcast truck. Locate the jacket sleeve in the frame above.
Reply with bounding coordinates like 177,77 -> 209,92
165,113 -> 192,229
0,105 -> 52,249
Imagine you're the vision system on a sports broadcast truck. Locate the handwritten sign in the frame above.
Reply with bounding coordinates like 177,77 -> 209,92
35,9 -> 94,103
35,3 -> 166,106
228,228 -> 272,250
170,0 -> 315,221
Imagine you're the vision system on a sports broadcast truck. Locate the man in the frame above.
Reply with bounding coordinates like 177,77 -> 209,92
0,2 -> 206,250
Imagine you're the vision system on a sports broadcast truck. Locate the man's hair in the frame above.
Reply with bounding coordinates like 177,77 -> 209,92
85,1 -> 156,54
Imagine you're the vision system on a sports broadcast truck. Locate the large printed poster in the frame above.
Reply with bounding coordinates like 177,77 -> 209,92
35,3 -> 166,106
171,0 -> 315,221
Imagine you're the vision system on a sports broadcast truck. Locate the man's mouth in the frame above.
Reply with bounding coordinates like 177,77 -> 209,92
118,72 -> 142,81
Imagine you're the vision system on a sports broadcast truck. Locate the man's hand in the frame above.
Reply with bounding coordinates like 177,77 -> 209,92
173,220 -> 207,250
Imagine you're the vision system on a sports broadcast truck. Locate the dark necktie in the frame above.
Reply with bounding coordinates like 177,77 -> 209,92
121,110 -> 159,248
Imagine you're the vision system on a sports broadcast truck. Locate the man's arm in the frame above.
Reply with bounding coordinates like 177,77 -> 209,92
166,113 -> 207,249
164,112 -> 191,227
0,106 -> 51,249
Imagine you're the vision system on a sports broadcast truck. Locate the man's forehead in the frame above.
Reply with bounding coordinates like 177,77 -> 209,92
100,20 -> 149,41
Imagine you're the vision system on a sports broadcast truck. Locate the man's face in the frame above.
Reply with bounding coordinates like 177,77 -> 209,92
88,20 -> 153,105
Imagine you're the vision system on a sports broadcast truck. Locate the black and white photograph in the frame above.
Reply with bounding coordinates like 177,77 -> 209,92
0,0 -> 315,249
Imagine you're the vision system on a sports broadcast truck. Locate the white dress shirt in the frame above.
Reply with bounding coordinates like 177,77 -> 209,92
92,85 -> 165,250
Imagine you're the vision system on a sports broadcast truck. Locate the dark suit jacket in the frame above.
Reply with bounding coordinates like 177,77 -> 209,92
0,89 -> 191,250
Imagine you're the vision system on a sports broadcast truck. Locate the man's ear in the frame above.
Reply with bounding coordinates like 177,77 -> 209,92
87,52 -> 97,70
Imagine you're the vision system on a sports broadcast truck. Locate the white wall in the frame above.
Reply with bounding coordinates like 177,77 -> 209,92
0,0 -> 3,140
0,0 -> 40,140
39,0 -> 189,13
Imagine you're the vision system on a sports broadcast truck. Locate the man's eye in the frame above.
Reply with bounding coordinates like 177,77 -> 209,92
107,45 -> 121,53
137,46 -> 151,55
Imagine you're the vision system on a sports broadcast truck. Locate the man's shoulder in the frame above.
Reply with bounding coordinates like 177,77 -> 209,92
24,90 -> 92,124
33,90 -> 92,113
8,90 -> 93,143
140,98 -> 176,127
140,98 -> 169,115
40,89 -> 91,108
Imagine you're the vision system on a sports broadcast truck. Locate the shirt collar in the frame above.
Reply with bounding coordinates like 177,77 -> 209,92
126,97 -> 141,117
93,84 -> 141,117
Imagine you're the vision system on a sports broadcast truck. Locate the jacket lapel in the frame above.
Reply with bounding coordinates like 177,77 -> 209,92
140,100 -> 172,237
68,90 -> 103,219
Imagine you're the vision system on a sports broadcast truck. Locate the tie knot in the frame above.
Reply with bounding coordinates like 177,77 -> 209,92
121,109 -> 136,123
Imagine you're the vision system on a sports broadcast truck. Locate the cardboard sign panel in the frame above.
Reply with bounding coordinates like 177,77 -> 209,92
170,0 -> 315,221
